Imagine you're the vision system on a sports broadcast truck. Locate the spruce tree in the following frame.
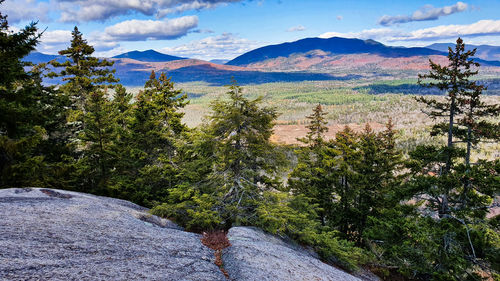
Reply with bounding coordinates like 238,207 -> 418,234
290,104 -> 331,225
209,80 -> 281,224
123,71 -> 188,205
49,26 -> 118,138
409,37 -> 500,279
299,103 -> 329,147
49,27 -> 120,193
0,3 -> 66,187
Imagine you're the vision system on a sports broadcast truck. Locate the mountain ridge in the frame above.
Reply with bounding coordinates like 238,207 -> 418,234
226,37 -> 446,66
112,49 -> 185,62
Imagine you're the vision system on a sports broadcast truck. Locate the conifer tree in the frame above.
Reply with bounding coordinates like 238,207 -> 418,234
409,38 -> 500,279
0,4 -> 66,187
417,37 -> 479,175
152,80 -> 284,229
49,27 -> 119,192
299,103 -> 329,147
49,26 -> 118,138
290,104 -> 331,225
208,80 -> 281,224
123,71 -> 188,205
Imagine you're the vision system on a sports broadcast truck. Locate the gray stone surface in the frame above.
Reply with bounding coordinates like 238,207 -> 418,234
0,188 -> 225,281
0,188 -> 368,281
223,227 -> 361,281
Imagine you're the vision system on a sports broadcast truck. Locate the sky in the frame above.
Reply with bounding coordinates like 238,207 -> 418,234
2,0 -> 500,60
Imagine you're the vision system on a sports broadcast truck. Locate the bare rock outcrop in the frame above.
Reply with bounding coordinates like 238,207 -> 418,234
0,188 -> 364,281
223,227 -> 361,281
0,188 -> 225,281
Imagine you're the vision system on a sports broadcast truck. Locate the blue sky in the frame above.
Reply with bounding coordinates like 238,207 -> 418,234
2,0 -> 500,60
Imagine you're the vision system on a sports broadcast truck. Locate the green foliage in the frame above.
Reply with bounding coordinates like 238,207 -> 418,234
254,191 -> 371,271
1,14 -> 498,280
401,37 -> 500,280
206,80 -> 284,223
109,71 -> 188,206
298,103 -> 328,147
290,120 -> 403,244
0,4 -> 69,188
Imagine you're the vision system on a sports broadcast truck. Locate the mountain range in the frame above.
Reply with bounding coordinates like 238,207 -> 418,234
26,37 -> 500,86
426,43 -> 500,62
112,50 -> 185,62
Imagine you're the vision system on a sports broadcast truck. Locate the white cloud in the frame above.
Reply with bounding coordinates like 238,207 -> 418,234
320,20 -> 500,43
378,2 -> 468,26
99,16 -> 198,41
390,19 -> 500,41
286,25 -> 306,32
1,0 -> 50,23
157,0 -> 241,18
320,28 -> 401,40
40,30 -> 73,44
56,0 -> 243,22
162,33 -> 260,60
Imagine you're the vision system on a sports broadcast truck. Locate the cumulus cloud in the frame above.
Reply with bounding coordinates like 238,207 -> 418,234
1,0 -> 50,23
320,28 -> 401,40
157,0 -> 241,17
161,33 -> 260,60
286,25 -> 306,32
390,19 -> 500,41
40,30 -> 73,44
35,29 -> 72,54
99,16 -> 198,41
320,19 -> 500,44
378,2 -> 468,26
56,0 -> 243,22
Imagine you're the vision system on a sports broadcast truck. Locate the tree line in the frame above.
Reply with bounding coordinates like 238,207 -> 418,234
1,7 -> 499,280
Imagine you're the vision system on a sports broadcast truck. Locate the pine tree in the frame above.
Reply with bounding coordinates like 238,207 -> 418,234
0,3 -> 67,187
208,79 -> 282,224
408,37 -> 500,279
49,26 -> 118,139
299,103 -> 329,147
290,104 -> 331,225
121,71 -> 188,205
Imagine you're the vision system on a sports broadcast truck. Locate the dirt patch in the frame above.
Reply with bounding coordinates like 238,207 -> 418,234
40,189 -> 73,199
201,230 -> 231,279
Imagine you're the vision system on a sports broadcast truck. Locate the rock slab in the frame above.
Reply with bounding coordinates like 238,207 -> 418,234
0,188 -> 364,281
223,227 -> 361,281
0,188 -> 225,281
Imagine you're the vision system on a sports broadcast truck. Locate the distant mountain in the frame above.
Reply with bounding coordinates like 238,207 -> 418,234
209,59 -> 230,65
226,37 -> 444,66
112,50 -> 185,62
22,52 -> 66,64
426,43 -> 500,62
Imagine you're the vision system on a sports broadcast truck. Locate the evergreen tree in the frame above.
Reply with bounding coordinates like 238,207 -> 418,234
153,79 -> 283,229
0,3 -> 67,187
290,104 -> 331,225
299,103 -> 329,147
49,27 -> 119,193
408,37 -> 500,279
416,37 -> 479,175
122,71 -> 188,205
208,80 -> 282,224
49,26 -> 118,140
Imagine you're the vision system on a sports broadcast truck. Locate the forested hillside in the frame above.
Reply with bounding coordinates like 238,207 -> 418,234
1,5 -> 499,281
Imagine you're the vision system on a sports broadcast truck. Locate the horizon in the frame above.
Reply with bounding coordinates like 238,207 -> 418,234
3,0 -> 500,60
